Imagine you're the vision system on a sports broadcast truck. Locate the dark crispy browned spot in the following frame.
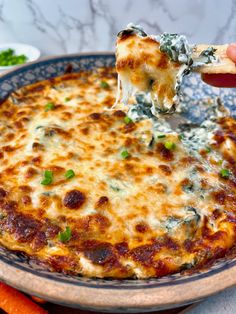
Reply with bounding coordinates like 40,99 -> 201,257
156,143 -> 174,161
2,145 -> 15,152
96,196 -> 109,208
63,189 -> 86,209
27,84 -> 45,93
25,167 -> 37,178
3,110 -> 14,118
2,200 -> 18,212
31,156 -> 41,164
32,142 -> 44,151
19,185 -> 32,192
31,231 -> 47,251
4,211 -> 42,242
162,236 -> 179,251
213,130 -> 225,145
0,188 -> 7,198
135,222 -> 149,233
131,243 -> 160,265
80,127 -> 90,135
49,255 -> 76,273
212,190 -> 226,205
115,242 -> 129,256
84,242 -> 115,265
89,112 -> 101,120
123,122 -> 136,133
158,164 -> 172,176
113,110 -> 126,118
65,63 -> 73,74
44,220 -> 61,238
21,195 -> 31,205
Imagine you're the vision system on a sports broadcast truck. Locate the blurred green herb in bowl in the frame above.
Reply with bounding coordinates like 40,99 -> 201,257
0,48 -> 28,66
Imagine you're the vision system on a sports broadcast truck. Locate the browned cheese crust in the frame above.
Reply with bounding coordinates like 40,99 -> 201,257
0,67 -> 236,278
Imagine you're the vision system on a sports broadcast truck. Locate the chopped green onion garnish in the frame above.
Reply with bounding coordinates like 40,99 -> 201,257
45,102 -> 55,112
64,97 -> 70,102
65,169 -> 75,179
157,134 -> 166,139
121,150 -> 130,159
41,170 -> 53,185
124,116 -> 133,124
0,48 -> 27,66
58,226 -> 72,243
220,168 -> 230,179
164,141 -> 176,150
100,81 -> 109,88
205,147 -> 211,153
178,134 -> 183,140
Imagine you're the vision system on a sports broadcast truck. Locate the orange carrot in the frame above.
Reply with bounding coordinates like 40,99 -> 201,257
31,296 -> 46,304
0,282 -> 48,314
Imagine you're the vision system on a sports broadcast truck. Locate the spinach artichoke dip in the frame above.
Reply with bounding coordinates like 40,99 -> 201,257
0,28 -> 236,279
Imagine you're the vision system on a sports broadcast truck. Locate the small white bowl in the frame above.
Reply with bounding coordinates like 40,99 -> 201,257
0,43 -> 40,73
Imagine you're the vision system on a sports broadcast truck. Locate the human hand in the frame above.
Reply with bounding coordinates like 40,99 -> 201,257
201,43 -> 236,87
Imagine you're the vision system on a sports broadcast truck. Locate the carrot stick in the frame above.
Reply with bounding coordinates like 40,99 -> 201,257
0,282 -> 48,314
31,296 -> 46,304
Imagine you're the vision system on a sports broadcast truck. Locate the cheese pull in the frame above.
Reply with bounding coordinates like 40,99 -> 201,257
194,44 -> 236,74
116,24 -> 236,114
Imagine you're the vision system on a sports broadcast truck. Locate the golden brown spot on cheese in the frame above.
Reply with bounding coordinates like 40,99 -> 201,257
156,143 -> 174,161
83,241 -> 116,265
89,112 -> 101,120
158,164 -> 172,176
63,190 -> 86,209
135,222 -> 149,233
25,167 -> 37,179
96,196 -> 109,208
112,110 -> 126,118
0,188 -> 7,198
32,142 -> 44,151
21,195 -> 32,205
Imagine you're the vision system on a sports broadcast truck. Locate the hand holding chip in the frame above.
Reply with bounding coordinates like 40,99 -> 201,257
202,43 -> 236,87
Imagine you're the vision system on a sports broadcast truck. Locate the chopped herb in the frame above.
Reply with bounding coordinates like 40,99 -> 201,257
41,170 -> 53,185
58,226 -> 72,243
205,147 -> 211,153
124,116 -> 133,124
64,97 -> 70,102
218,159 -> 223,166
121,150 -> 130,159
164,141 -> 176,150
0,48 -> 27,66
65,169 -> 75,179
110,185 -> 121,192
100,81 -> 109,88
45,102 -> 55,112
182,182 -> 194,193
157,134 -> 166,139
178,134 -> 183,140
220,168 -> 230,179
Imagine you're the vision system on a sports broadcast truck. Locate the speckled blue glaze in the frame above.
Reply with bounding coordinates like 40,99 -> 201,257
0,53 -> 236,292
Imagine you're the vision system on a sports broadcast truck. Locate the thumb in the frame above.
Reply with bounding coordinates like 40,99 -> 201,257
226,43 -> 236,63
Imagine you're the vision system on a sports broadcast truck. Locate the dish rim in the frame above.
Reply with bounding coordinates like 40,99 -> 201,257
0,51 -> 235,312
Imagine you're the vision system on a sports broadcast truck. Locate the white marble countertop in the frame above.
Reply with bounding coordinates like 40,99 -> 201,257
0,0 -> 235,56
187,286 -> 236,314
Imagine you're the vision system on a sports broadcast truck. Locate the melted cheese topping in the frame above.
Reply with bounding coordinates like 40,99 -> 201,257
0,67 -> 236,278
116,33 -> 181,113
